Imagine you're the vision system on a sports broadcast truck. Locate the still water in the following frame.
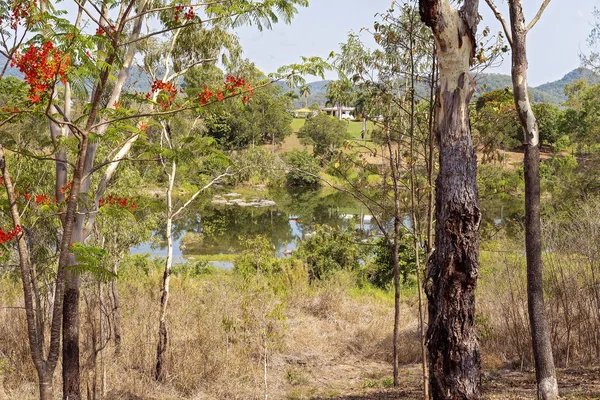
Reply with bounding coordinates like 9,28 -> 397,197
130,187 -> 519,268
130,187 -> 373,267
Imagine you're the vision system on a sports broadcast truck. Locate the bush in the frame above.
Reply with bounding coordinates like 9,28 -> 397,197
296,225 -> 366,281
284,149 -> 321,186
229,147 -> 286,185
235,235 -> 278,277
297,113 -> 349,162
365,235 -> 421,289
478,163 -> 523,199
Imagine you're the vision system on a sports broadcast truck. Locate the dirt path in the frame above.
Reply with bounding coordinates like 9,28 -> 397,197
306,365 -> 600,400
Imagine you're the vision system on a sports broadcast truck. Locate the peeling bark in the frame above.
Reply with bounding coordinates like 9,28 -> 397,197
419,0 -> 482,398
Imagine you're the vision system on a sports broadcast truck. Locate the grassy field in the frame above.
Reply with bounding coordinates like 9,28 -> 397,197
290,118 -> 375,139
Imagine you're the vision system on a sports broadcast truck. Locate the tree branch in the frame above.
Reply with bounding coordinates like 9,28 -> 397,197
526,0 -> 552,32
484,0 -> 513,47
171,168 -> 238,219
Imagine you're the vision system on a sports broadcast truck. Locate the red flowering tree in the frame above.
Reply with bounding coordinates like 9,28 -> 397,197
0,1 -> 314,399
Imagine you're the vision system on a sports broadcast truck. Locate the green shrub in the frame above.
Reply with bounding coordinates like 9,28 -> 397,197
235,235 -> 278,277
284,149 -> 321,186
365,235 -> 421,289
296,226 -> 366,281
172,260 -> 216,278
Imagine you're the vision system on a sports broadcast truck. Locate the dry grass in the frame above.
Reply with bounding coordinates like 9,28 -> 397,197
0,268 -> 423,400
3,248 -> 600,400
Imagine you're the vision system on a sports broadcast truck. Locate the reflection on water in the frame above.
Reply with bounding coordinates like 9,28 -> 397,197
130,186 -> 521,267
130,187 -> 371,267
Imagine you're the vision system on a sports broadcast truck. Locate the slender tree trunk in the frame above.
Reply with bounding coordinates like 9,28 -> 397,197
505,1 -> 558,398
111,273 -> 122,356
391,242 -> 401,386
384,119 -> 402,386
362,117 -> 367,140
408,21 -> 430,398
155,160 -> 176,381
419,0 -> 482,398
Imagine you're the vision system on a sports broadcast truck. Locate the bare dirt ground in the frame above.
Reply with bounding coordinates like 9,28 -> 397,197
306,364 -> 600,400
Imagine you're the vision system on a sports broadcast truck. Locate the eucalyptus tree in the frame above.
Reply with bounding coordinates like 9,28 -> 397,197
418,0 -> 482,397
0,1 -> 309,399
484,0 -> 558,398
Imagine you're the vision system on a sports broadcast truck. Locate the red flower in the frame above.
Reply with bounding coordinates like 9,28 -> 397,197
10,0 -> 38,29
184,7 -> 195,21
0,225 -> 21,244
150,80 -> 178,110
35,194 -> 51,205
12,41 -> 70,103
198,86 -> 213,105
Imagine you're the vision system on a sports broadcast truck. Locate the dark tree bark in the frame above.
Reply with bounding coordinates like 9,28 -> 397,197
61,4 -> 147,396
419,0 -> 482,398
508,1 -> 558,398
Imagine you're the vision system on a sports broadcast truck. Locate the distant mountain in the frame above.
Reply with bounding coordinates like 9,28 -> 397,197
290,68 -> 599,108
1,57 -> 596,107
474,68 -> 599,104
276,80 -> 330,108
533,68 -> 599,103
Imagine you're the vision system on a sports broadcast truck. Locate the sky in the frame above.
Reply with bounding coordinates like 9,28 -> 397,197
234,0 -> 599,87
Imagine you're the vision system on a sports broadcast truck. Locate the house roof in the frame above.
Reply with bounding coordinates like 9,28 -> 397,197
321,106 -> 355,112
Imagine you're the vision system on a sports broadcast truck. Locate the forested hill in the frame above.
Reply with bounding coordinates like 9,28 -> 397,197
291,68 -> 598,107
475,68 -> 599,104
0,54 -> 594,106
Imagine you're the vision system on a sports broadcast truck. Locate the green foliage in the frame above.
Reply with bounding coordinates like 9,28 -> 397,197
325,78 -> 353,109
366,235 -> 422,289
478,164 -> 523,200
540,155 -> 578,192
230,146 -> 286,185
68,243 -> 116,282
562,82 -> 600,146
172,260 -> 216,278
235,235 -> 279,277
297,113 -> 349,162
531,102 -> 566,148
471,89 -> 521,162
201,65 -> 293,149
295,225 -> 365,281
119,254 -> 163,279
381,377 -> 394,388
283,150 -> 321,186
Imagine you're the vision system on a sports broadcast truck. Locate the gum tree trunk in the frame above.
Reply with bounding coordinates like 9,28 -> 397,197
155,159 -> 176,381
507,1 -> 558,398
483,0 -> 559,396
419,0 -> 482,398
